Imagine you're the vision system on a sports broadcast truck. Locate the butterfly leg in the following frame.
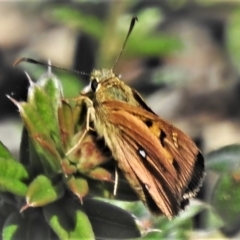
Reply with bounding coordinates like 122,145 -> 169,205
66,96 -> 95,156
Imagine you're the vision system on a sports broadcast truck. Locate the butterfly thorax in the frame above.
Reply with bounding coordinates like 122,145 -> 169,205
90,69 -> 139,105
87,69 -> 141,147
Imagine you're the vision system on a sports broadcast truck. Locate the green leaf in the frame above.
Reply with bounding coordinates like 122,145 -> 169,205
17,112 -> 62,177
124,8 -> 182,58
15,74 -> 66,176
29,134 -> 62,177
83,198 -> 141,239
2,212 -> 51,240
206,144 -> 240,173
0,158 -> 29,180
58,100 -> 74,149
0,142 -> 14,160
0,198 -> 18,232
43,198 -> 95,240
2,212 -> 24,240
56,72 -> 83,98
27,74 -> 62,148
52,7 -> 104,39
25,214 -> 52,240
0,177 -> 27,197
211,174 -> 240,231
206,144 -> 240,232
23,175 -> 64,210
163,200 -> 207,232
66,176 -> 89,202
227,8 -> 240,68
0,156 -> 28,196
27,137 -> 45,176
0,195 -> 17,216
126,34 -> 182,57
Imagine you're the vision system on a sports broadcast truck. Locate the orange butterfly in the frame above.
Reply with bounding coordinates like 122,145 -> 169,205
67,67 -> 204,218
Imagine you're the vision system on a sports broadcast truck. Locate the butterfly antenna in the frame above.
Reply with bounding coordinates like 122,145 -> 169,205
13,57 -> 89,76
112,16 -> 138,71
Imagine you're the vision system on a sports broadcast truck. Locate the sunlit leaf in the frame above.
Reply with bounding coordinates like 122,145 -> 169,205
22,175 -> 64,210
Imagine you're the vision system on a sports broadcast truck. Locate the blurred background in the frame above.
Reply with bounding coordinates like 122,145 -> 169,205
1,0 -> 240,239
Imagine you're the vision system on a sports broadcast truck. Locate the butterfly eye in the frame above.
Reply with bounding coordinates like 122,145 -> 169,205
91,79 -> 99,92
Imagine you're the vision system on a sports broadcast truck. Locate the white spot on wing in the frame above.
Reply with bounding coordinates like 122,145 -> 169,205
138,149 -> 146,158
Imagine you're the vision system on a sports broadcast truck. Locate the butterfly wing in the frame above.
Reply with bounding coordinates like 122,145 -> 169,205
101,100 -> 204,217
131,89 -> 205,198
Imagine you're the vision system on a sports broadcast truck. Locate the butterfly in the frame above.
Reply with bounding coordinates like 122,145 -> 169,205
66,62 -> 205,219
15,17 -> 205,219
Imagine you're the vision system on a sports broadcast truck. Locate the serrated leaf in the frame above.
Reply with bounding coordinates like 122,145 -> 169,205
18,107 -> 62,176
26,78 -> 62,150
23,175 -> 64,210
43,198 -> 94,240
83,198 -> 141,239
31,79 -> 62,147
19,102 -> 49,137
40,72 -> 63,105
16,74 -> 66,176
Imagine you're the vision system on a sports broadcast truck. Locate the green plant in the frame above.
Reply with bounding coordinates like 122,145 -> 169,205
0,72 -> 141,240
2,2 -> 240,239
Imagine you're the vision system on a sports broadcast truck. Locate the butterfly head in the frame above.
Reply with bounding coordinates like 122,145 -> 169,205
82,69 -> 121,94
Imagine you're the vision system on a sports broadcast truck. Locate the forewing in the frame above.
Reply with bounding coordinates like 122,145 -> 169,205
131,88 -> 205,197
104,106 -> 191,217
103,101 -> 205,202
